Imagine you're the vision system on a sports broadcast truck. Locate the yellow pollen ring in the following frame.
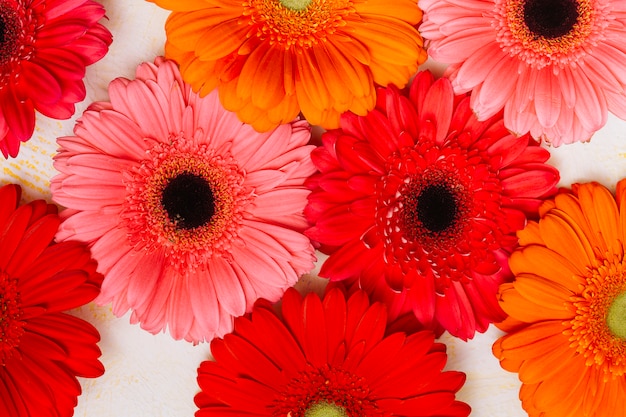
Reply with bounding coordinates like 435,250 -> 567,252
304,402 -> 348,417
279,0 -> 312,11
607,292 -> 626,340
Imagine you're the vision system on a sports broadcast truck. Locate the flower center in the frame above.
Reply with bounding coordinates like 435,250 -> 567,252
375,141 -> 508,291
122,136 -> 253,271
494,0 -> 603,69
245,0 -> 354,48
568,250 -> 626,378
272,364 -> 381,417
161,172 -> 216,230
0,271 -> 25,365
607,292 -> 626,340
399,170 -> 468,244
0,3 -> 20,65
304,402 -> 348,417
279,0 -> 312,11
413,184 -> 458,233
523,0 -> 579,39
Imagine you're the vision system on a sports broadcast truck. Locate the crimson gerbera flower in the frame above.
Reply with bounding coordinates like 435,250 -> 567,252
0,0 -> 112,158
195,287 -> 470,417
0,183 -> 104,417
305,70 -> 560,340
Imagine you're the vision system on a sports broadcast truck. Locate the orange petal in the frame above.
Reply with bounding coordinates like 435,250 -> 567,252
509,245 -> 585,292
539,210 -> 596,271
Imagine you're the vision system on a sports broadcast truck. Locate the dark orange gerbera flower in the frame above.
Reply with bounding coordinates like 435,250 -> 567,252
147,0 -> 427,131
0,184 -> 104,417
494,180 -> 626,417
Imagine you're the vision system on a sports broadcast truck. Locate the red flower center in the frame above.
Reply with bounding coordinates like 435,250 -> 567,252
0,271 -> 25,364
0,3 -> 21,65
272,364 -> 381,417
0,1 -> 39,86
401,170 -> 469,241
374,141 -> 508,290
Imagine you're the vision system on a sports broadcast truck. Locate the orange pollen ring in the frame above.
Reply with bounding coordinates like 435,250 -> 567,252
243,0 -> 354,48
494,0 -> 598,69
567,252 -> 626,378
122,137 -> 253,271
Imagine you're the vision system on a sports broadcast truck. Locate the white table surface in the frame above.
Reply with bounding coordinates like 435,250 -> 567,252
2,1 -> 626,416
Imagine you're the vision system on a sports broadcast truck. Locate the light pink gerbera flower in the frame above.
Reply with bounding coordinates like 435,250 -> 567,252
420,0 -> 626,145
51,57 -> 316,343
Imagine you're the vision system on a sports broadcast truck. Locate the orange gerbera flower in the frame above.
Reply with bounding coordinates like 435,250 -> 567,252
147,0 -> 427,131
493,180 -> 626,417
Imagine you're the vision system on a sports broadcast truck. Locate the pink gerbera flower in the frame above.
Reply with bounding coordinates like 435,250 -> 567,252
420,0 -> 626,145
51,57 -> 316,343
305,70 -> 560,340
0,0 -> 112,157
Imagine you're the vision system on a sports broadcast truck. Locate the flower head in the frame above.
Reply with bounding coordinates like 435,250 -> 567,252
420,0 -> 626,145
0,183 -> 104,417
195,287 -> 471,417
147,0 -> 427,131
305,70 -> 560,340
0,0 -> 112,158
493,180 -> 626,417
51,57 -> 317,343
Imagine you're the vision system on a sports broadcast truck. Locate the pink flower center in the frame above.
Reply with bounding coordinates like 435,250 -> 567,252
161,172 -> 216,230
0,271 -> 24,365
494,0 -> 609,69
272,364 -> 381,417
121,136 -> 253,271
523,0 -> 579,39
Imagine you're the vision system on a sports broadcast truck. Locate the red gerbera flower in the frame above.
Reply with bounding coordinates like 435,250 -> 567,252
195,287 -> 470,417
0,0 -> 112,158
0,183 -> 104,417
305,70 -> 560,340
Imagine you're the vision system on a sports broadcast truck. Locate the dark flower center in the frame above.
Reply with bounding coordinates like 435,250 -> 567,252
523,0 -> 579,39
161,172 -> 215,230
0,4 -> 20,64
414,184 -> 458,233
